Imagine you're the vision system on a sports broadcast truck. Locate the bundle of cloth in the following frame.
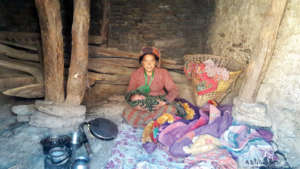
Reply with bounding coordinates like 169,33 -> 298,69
125,89 -> 167,112
142,98 -> 232,155
184,59 -> 230,95
141,98 -> 279,169
220,124 -> 276,168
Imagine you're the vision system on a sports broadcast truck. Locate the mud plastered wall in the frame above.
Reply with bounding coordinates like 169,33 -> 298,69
256,0 -> 300,166
208,0 -> 300,166
207,0 -> 271,65
206,0 -> 271,104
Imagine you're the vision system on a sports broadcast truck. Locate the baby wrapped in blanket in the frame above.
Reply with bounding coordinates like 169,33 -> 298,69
125,89 -> 167,112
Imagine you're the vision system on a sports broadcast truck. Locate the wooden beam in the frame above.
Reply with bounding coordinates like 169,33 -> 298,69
88,57 -> 139,68
0,40 -> 38,51
0,57 -> 43,83
84,83 -> 127,106
0,31 -> 108,46
35,0 -> 65,103
88,57 -> 183,71
0,76 -> 35,92
0,30 -> 183,67
65,0 -> 91,105
99,0 -> 110,44
0,31 -> 40,45
87,72 -> 130,86
238,0 -> 288,102
0,44 -> 39,62
3,83 -> 44,98
88,46 -> 184,69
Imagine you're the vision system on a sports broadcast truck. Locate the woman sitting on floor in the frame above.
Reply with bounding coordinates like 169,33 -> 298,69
122,47 -> 179,128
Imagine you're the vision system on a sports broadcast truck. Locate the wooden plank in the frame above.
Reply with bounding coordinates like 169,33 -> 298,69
3,83 -> 44,98
84,83 -> 127,106
87,63 -> 186,86
88,62 -> 136,75
0,76 -> 35,91
239,0 -> 288,102
89,57 -> 139,68
0,31 -> 40,45
0,31 -> 183,68
0,31 -> 109,46
0,40 -> 38,51
0,44 -> 39,62
0,57 -> 43,83
88,72 -> 130,85
88,57 -> 183,70
88,46 -> 183,66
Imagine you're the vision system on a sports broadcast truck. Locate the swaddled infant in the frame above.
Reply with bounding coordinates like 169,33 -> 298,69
130,94 -> 146,101
126,90 -> 166,112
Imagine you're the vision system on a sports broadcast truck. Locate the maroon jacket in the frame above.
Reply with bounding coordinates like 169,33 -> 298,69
127,67 -> 179,102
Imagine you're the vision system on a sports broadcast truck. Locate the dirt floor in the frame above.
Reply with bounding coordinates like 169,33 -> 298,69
0,94 -> 295,169
0,94 -> 119,169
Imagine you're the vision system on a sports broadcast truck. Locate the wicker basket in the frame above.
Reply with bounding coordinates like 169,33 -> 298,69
184,54 -> 245,106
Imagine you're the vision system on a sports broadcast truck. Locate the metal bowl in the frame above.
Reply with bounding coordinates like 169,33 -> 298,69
44,156 -> 71,169
71,156 -> 90,169
40,135 -> 71,154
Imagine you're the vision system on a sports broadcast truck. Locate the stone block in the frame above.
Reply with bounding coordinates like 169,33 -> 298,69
35,100 -> 86,118
17,115 -> 31,122
29,111 -> 85,129
232,97 -> 272,127
108,0 -> 215,59
11,104 -> 36,116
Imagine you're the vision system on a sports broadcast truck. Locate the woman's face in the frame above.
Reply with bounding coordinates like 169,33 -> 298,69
142,54 -> 156,73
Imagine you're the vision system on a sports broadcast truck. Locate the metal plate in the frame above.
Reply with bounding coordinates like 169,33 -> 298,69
88,118 -> 118,140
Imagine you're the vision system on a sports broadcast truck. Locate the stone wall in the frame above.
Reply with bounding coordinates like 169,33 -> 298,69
0,0 -> 103,61
108,0 -> 215,59
0,0 -> 216,60
256,0 -> 300,166
0,0 -> 102,35
205,0 -> 271,104
0,0 -> 39,32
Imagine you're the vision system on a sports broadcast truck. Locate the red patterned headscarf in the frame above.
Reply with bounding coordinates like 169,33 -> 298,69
139,47 -> 161,67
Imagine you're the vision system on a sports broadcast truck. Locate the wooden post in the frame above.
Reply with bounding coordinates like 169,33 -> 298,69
65,0 -> 91,105
35,0 -> 65,103
238,0 -> 287,102
99,0 -> 110,45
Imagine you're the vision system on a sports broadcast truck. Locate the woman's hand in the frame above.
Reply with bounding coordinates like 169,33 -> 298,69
153,100 -> 167,110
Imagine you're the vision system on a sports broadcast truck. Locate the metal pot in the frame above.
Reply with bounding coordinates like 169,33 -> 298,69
48,146 -> 70,164
44,156 -> 71,169
71,156 -> 90,169
40,135 -> 71,155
